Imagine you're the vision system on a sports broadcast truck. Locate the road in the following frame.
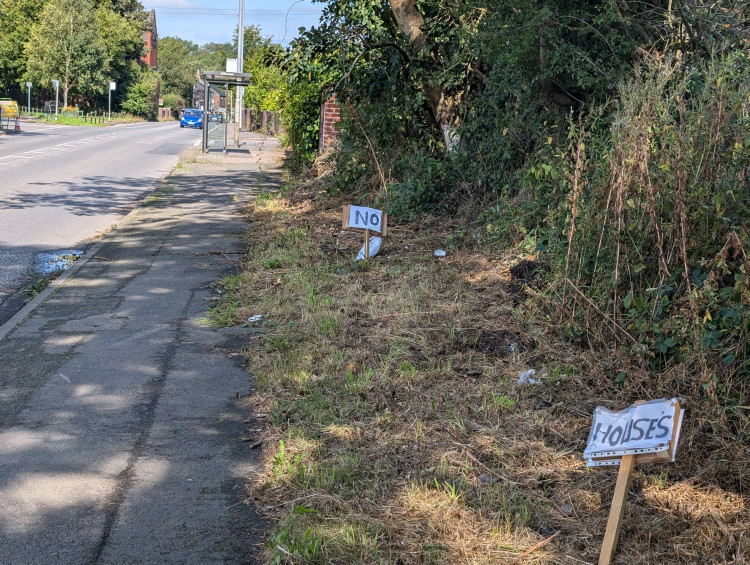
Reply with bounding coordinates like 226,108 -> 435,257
0,121 -> 201,297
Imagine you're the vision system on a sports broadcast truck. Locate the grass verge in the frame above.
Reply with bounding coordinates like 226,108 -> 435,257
210,178 -> 749,564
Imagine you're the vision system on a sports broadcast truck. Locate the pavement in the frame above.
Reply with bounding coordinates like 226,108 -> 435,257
0,132 -> 285,564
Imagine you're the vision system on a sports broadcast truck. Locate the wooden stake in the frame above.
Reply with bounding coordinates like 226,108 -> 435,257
364,228 -> 370,260
599,454 -> 635,565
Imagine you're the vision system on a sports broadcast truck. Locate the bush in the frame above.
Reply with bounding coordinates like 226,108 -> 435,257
160,92 -> 184,112
280,78 -> 322,166
547,52 -> 750,413
121,65 -> 160,120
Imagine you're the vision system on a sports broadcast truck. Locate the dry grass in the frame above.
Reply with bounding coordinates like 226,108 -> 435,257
210,177 -> 750,564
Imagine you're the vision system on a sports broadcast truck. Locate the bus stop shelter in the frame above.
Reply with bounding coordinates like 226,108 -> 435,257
200,71 -> 252,154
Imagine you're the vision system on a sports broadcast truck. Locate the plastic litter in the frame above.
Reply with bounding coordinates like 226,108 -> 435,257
517,369 -> 539,385
355,236 -> 382,261
509,342 -> 518,353
247,315 -> 264,323
477,473 -> 493,487
560,503 -> 574,516
434,249 -> 447,257
35,249 -> 83,275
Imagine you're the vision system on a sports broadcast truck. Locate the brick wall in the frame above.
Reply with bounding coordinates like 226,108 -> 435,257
319,93 -> 341,153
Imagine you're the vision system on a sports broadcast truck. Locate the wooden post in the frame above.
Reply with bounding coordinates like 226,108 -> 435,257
599,454 -> 635,564
364,229 -> 370,260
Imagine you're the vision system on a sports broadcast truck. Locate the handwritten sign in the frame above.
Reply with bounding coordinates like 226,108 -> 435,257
0,100 -> 19,119
588,398 -> 685,564
584,398 -> 683,466
342,205 -> 387,236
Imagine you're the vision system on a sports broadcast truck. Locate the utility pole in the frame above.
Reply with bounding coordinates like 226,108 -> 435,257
235,0 -> 245,147
26,82 -> 32,113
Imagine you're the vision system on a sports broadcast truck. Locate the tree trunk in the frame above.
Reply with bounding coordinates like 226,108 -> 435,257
539,33 -> 552,98
390,0 -> 460,152
390,0 -> 427,51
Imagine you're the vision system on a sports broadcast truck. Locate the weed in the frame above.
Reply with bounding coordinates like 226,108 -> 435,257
344,366 -> 373,393
23,277 -> 51,301
263,257 -> 282,269
491,393 -> 518,409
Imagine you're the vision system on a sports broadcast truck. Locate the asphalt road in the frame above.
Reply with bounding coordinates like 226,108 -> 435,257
0,121 -> 202,294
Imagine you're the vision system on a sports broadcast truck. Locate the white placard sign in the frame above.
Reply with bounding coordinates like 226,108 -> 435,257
584,398 -> 684,466
348,206 -> 383,233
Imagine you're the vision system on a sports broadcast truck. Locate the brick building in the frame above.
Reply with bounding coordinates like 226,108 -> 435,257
192,77 -> 227,112
141,9 -> 158,70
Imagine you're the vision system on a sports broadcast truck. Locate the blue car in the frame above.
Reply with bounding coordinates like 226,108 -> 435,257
180,108 -> 203,128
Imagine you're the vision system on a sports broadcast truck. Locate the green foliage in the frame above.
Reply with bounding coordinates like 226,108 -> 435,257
281,1 -> 750,420
280,76 -> 324,165
158,37 -> 198,102
121,64 -> 159,119
550,52 -> 750,406
236,25 -> 286,111
95,3 -> 144,82
244,63 -> 284,111
192,42 -> 232,74
25,0 -> 108,107
160,92 -> 183,112
0,0 -> 47,93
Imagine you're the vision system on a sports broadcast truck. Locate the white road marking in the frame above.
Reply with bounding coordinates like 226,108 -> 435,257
1,125 -> 190,166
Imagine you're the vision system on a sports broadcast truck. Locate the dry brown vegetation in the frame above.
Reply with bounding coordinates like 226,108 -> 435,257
209,172 -> 750,564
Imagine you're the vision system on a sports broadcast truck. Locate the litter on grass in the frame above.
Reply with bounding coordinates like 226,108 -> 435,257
355,236 -> 382,261
517,369 -> 539,384
434,249 -> 447,257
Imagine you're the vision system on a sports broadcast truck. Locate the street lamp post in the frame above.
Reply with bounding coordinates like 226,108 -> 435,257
26,82 -> 32,113
109,81 -> 116,120
236,0 -> 245,147
52,79 -> 60,117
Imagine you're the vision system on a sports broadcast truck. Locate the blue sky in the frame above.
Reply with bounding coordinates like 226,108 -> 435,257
140,1 -> 324,46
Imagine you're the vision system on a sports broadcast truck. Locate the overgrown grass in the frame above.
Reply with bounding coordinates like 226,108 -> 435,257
210,179 -> 750,563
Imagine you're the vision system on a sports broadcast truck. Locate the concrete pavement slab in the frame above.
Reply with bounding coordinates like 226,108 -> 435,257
0,133 -> 284,564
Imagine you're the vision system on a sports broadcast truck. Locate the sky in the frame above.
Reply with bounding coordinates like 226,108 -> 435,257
140,0 -> 325,47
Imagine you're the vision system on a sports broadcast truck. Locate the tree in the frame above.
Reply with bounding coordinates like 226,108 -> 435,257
25,0 -> 107,107
96,4 -> 145,83
0,0 -> 47,93
93,0 -> 144,18
193,42 -> 233,73
121,64 -> 159,119
158,37 -> 198,101
236,25 -> 285,111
